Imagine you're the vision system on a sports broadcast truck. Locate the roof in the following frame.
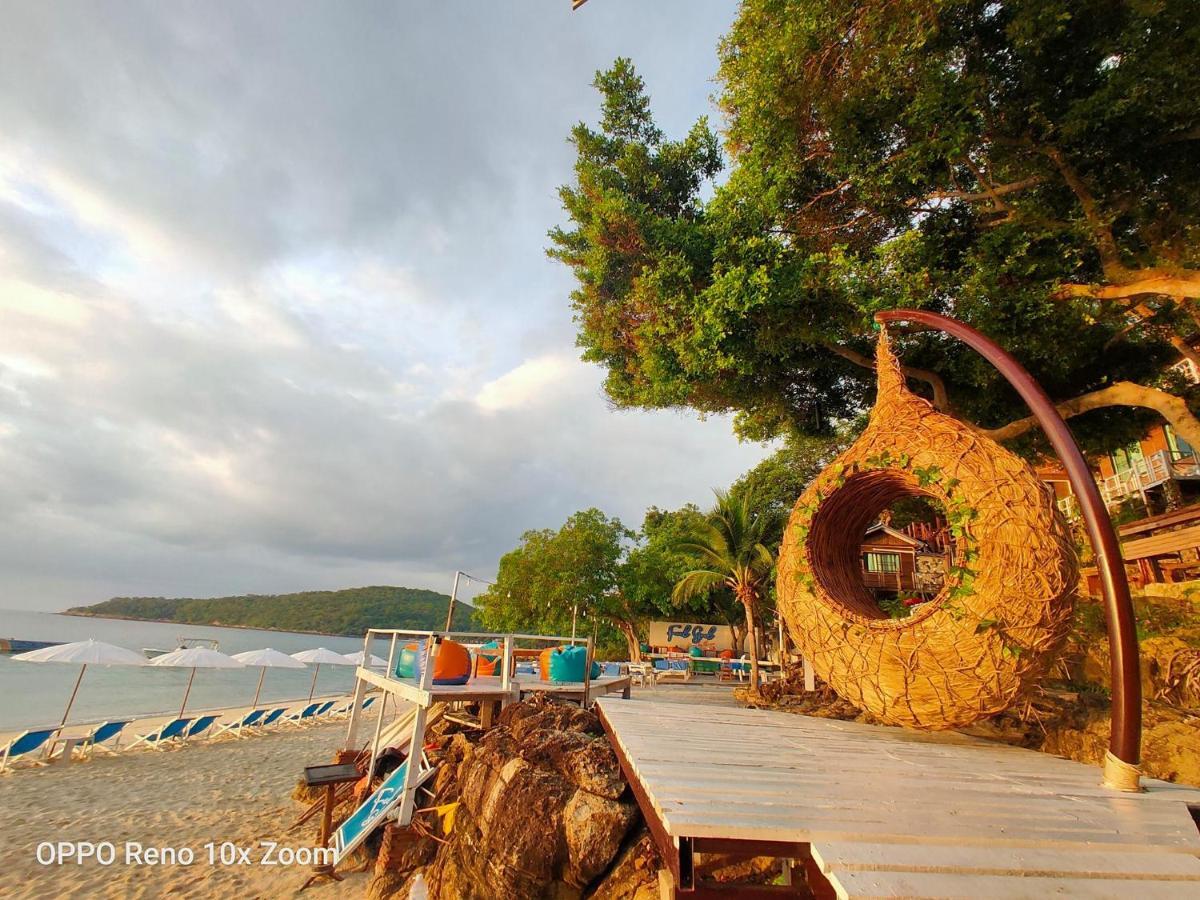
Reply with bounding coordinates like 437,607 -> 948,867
863,522 -> 924,548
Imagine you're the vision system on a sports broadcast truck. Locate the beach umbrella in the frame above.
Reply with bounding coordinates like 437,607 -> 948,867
342,649 -> 387,668
149,647 -> 245,718
231,648 -> 307,707
290,647 -> 355,702
12,639 -> 148,728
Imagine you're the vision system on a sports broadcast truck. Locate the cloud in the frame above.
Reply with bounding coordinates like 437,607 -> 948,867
0,1 -> 770,611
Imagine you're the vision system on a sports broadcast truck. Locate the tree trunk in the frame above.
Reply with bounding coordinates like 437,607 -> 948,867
616,620 -> 641,663
742,596 -> 761,692
983,380 -> 1200,449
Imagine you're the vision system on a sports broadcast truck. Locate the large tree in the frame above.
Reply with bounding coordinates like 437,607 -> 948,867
550,3 -> 1200,453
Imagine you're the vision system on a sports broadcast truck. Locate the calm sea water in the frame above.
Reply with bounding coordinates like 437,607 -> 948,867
0,610 -> 371,731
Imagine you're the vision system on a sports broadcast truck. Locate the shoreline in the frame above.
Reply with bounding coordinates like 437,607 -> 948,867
56,610 -> 354,639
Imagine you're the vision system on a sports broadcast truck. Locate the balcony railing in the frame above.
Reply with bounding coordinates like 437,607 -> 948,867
1099,450 -> 1200,505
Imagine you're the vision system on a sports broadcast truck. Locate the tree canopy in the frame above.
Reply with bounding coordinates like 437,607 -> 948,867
550,2 -> 1200,453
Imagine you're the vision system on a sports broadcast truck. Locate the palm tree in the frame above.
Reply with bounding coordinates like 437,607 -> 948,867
672,489 -> 779,691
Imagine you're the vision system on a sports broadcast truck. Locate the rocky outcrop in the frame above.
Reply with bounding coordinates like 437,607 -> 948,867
367,696 -> 643,899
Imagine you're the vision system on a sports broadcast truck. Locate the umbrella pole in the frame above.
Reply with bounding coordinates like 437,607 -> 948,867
252,668 -> 266,707
308,665 -> 320,703
179,667 -> 197,719
60,664 -> 87,729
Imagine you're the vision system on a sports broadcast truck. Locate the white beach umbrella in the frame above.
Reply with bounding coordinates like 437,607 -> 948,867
149,647 -> 245,718
231,648 -> 307,707
342,650 -> 387,668
13,639 -> 148,728
290,647 -> 355,702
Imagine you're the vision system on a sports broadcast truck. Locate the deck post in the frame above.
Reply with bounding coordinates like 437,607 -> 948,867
876,310 -> 1142,785
396,635 -> 439,825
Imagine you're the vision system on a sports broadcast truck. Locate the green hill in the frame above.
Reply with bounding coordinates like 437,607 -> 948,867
66,585 -> 483,636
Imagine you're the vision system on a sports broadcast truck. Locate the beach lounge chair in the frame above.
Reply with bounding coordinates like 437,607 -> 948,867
0,728 -> 58,773
211,708 -> 265,740
125,717 -> 192,751
313,700 -> 335,717
76,720 -> 131,759
258,707 -> 288,729
183,715 -> 219,742
281,703 -> 321,727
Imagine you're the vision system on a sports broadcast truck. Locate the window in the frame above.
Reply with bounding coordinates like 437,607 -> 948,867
863,552 -> 900,574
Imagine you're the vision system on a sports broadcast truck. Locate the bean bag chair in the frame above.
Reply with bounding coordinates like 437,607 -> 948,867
538,646 -> 558,681
393,638 -> 472,685
473,639 -> 501,677
548,645 -> 602,683
718,649 -> 734,660
688,646 -> 704,658
394,642 -> 422,679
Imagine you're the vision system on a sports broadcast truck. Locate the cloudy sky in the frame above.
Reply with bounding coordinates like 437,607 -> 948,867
0,1 -> 770,612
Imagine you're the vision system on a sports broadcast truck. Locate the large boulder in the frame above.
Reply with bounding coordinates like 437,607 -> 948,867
418,697 -> 641,899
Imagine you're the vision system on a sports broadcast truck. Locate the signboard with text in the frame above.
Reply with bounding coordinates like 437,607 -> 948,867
647,621 -> 734,653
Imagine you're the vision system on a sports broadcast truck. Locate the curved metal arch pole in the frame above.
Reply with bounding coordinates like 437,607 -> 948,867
875,310 -> 1141,772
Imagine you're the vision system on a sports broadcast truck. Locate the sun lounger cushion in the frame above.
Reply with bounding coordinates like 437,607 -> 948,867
548,645 -> 601,683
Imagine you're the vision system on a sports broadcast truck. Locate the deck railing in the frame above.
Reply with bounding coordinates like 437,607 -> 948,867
1099,449 -> 1200,505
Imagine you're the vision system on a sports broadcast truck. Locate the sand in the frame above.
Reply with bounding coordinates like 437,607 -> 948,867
0,699 -> 395,899
0,680 -> 738,899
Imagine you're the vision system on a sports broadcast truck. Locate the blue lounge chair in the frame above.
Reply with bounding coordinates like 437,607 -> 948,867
258,707 -> 287,729
362,696 -> 376,711
0,728 -> 58,772
212,709 -> 265,740
313,701 -> 335,717
184,715 -> 219,741
77,721 -> 131,759
126,718 -> 192,751
282,703 -> 321,727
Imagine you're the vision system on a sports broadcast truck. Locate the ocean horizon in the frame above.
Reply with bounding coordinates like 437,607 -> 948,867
0,609 -> 372,731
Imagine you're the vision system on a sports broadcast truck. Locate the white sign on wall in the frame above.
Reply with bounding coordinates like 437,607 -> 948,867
647,621 -> 734,652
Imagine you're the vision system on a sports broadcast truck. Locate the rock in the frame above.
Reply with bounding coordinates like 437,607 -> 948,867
563,789 -> 638,887
412,698 -> 639,900
587,830 -> 661,900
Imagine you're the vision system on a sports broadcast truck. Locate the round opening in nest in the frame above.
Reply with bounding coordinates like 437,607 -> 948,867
807,469 -> 958,624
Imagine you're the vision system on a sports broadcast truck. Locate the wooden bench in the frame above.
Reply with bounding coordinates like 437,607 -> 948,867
1082,522 -> 1200,592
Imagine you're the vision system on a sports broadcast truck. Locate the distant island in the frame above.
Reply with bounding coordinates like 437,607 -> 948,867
65,585 -> 484,636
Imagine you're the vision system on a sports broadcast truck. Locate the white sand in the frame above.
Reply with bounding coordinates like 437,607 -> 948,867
0,681 -> 737,898
0,699 -> 397,899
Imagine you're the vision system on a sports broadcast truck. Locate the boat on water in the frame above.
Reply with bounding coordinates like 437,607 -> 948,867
142,636 -> 220,657
0,638 -> 63,654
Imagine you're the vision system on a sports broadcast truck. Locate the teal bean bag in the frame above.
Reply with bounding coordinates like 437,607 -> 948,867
549,645 -> 601,683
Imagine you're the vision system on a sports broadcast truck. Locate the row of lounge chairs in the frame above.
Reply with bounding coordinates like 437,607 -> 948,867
0,695 -> 376,773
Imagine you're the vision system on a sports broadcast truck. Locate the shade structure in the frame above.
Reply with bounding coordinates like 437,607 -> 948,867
231,648 -> 307,707
343,650 -> 387,668
12,639 -> 148,728
149,647 -> 245,718
290,648 -> 355,702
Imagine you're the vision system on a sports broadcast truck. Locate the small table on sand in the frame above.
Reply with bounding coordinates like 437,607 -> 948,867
299,763 -> 360,891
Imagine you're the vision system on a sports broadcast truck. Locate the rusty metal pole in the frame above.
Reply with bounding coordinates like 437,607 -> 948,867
875,310 -> 1141,783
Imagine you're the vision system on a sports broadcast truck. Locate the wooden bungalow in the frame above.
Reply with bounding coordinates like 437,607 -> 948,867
860,522 -> 922,593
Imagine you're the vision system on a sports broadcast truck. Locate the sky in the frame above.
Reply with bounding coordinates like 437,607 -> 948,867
0,0 -> 772,612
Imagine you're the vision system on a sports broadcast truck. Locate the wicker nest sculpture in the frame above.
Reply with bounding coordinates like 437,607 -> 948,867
777,330 -> 1077,729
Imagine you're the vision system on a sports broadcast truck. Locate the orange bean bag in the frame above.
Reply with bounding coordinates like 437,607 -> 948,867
473,640 -> 501,677
432,639 -> 471,685
538,646 -> 560,681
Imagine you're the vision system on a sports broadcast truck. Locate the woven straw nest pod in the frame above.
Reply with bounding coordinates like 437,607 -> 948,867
777,330 -> 1077,729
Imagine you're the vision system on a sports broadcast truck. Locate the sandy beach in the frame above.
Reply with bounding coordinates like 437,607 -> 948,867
0,683 -> 730,898
0,701 -> 391,899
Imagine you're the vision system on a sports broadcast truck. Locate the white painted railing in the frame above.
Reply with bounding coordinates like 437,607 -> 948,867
1099,450 -> 1200,505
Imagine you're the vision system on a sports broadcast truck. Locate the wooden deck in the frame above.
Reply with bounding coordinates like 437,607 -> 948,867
597,699 -> 1200,898
518,674 -> 632,704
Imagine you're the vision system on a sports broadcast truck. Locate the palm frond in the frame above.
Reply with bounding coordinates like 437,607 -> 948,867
671,569 -> 726,605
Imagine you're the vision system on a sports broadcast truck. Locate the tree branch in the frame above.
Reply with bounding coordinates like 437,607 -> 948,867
982,381 -> 1200,448
827,343 -> 950,411
1054,270 -> 1200,302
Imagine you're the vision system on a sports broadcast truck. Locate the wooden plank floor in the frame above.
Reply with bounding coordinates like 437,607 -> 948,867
598,699 -> 1200,898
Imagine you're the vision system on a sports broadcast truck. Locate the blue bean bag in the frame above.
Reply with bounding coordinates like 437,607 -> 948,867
548,645 -> 602,683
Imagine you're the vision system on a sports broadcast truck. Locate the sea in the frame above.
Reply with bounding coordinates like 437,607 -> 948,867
0,609 -> 371,731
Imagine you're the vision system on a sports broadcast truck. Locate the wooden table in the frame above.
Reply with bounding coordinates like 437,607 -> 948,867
299,763 -> 360,890
598,699 -> 1200,898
